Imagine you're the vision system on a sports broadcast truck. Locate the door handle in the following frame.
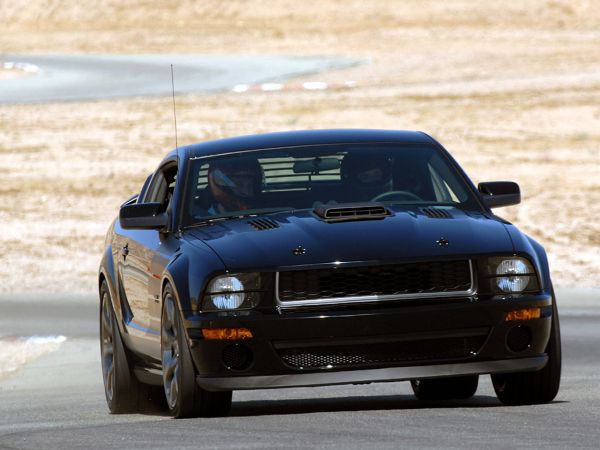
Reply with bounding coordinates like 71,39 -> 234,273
121,244 -> 129,258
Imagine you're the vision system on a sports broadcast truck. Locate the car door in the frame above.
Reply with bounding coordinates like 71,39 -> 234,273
118,161 -> 179,360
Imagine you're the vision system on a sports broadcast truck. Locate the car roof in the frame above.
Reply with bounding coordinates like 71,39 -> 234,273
177,129 -> 437,159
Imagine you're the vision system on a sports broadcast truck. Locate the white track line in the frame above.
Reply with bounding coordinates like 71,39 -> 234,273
232,80 -> 357,93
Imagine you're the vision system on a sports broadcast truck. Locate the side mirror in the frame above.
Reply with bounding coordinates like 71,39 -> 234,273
478,181 -> 521,208
119,202 -> 169,230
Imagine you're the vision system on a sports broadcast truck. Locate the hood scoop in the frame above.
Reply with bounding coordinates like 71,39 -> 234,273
248,218 -> 280,231
421,207 -> 452,219
314,202 -> 391,222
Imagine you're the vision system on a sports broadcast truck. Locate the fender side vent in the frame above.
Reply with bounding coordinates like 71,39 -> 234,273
248,218 -> 280,231
314,203 -> 391,222
421,208 -> 451,219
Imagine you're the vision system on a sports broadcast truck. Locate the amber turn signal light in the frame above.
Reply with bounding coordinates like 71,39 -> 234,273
504,308 -> 541,322
202,328 -> 253,340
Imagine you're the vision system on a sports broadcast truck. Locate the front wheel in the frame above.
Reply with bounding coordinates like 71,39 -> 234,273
411,375 -> 479,400
100,280 -> 167,414
161,284 -> 232,418
100,280 -> 138,413
491,291 -> 562,405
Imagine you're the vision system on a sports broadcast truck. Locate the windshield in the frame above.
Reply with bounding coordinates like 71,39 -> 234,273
183,143 -> 480,225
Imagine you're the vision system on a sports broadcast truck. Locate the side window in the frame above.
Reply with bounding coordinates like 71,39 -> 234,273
428,164 -> 453,202
427,154 -> 469,204
137,174 -> 153,203
144,164 -> 178,213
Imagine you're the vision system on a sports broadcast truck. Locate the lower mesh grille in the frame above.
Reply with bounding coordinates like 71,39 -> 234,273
277,335 -> 487,369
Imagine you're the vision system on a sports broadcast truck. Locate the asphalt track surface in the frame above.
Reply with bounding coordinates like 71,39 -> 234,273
0,54 -> 359,104
0,289 -> 599,449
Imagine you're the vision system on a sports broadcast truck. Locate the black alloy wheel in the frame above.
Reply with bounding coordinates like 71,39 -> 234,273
161,284 -> 232,418
100,280 -> 137,413
161,289 -> 181,412
411,375 -> 479,401
491,286 -> 562,405
101,285 -> 115,403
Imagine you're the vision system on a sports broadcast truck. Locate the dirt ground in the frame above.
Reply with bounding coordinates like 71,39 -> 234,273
0,0 -> 598,293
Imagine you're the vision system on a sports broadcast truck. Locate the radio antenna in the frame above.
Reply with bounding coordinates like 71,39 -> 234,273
170,64 -> 178,149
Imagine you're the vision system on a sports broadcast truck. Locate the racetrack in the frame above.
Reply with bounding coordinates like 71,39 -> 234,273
0,54 -> 358,104
1,289 -> 599,449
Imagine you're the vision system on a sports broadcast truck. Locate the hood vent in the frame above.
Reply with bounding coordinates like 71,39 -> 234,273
314,203 -> 391,222
248,218 -> 280,231
421,208 -> 452,219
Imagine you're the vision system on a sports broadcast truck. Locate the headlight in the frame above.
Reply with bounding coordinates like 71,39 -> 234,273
485,257 -> 539,294
202,273 -> 262,311
495,259 -> 531,292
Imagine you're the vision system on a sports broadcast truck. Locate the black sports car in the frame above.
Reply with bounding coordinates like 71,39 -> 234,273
98,129 -> 561,418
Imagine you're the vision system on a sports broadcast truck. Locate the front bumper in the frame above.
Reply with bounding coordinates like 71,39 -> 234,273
197,356 -> 547,391
184,293 -> 553,391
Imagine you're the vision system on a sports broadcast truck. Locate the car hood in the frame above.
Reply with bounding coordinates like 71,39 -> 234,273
185,208 -> 514,270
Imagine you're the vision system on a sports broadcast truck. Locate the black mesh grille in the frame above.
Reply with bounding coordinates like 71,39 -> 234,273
278,260 -> 472,302
277,335 -> 487,369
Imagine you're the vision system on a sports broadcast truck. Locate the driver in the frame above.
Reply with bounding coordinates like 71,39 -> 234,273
205,157 -> 263,214
340,153 -> 392,201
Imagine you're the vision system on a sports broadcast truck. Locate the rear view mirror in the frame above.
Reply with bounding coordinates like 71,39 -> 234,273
119,202 -> 169,230
293,157 -> 341,174
478,181 -> 521,208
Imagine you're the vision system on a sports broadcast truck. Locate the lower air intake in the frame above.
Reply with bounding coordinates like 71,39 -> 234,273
277,335 -> 487,370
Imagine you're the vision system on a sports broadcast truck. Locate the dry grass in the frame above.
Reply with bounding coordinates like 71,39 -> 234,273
0,0 -> 599,292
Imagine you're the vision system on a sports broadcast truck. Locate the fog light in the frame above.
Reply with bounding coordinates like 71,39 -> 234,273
222,344 -> 253,371
504,308 -> 541,322
202,328 -> 253,340
506,325 -> 532,352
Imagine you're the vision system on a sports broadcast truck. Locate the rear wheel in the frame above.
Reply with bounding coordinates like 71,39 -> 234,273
491,290 -> 562,405
411,375 -> 479,400
161,284 -> 232,418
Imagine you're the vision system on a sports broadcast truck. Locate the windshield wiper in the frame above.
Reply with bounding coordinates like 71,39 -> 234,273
183,208 -> 295,229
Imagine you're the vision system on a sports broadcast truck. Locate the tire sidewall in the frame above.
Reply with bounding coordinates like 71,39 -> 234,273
162,284 -> 198,418
100,280 -> 136,413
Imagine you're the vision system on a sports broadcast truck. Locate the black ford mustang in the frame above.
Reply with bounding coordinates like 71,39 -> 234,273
98,129 -> 561,418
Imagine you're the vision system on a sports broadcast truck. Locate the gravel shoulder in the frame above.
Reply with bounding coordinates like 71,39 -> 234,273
0,0 -> 598,293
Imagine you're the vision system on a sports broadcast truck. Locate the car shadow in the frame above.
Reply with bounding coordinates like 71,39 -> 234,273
229,394 -> 504,417
135,395 -> 568,418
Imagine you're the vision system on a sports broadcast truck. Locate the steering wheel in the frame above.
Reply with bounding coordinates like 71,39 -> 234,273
371,190 -> 423,202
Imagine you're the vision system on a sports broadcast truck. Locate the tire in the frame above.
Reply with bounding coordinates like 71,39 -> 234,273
161,284 -> 232,418
491,288 -> 562,405
100,280 -> 168,414
100,280 -> 138,413
411,375 -> 479,400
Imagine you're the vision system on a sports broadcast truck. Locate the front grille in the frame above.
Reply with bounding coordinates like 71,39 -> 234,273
278,260 -> 472,302
277,335 -> 487,369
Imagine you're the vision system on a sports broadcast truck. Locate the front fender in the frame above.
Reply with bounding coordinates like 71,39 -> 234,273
98,242 -> 130,336
502,223 -> 552,293
525,235 -> 553,293
162,238 -> 227,316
